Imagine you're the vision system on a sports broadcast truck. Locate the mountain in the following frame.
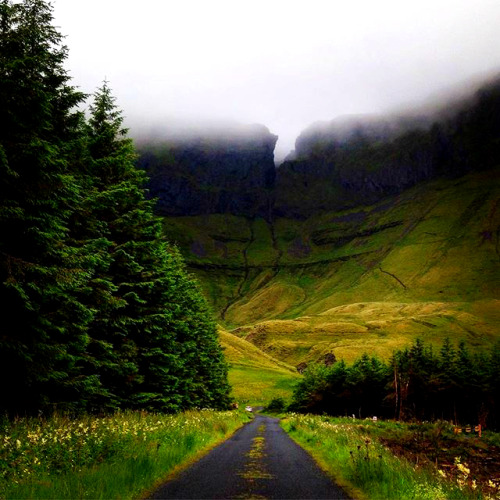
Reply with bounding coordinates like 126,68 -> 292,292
275,78 -> 500,217
139,77 -> 500,220
167,165 -> 499,367
137,77 -> 500,372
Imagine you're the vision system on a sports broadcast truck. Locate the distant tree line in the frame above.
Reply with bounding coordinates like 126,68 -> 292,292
0,0 -> 231,416
290,339 -> 500,430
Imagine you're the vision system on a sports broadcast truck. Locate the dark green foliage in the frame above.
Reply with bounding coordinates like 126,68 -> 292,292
73,81 -> 152,410
0,0 -> 96,414
290,356 -> 389,418
266,397 -> 286,412
78,82 -> 231,412
0,0 -> 231,416
291,339 -> 500,429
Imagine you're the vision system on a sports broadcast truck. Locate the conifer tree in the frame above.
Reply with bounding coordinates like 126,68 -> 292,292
0,0 -> 96,415
290,339 -> 499,428
0,0 -> 231,413
82,82 -> 231,412
69,82 -> 147,409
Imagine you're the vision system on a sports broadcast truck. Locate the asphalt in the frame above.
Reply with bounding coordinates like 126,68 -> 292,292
148,414 -> 351,500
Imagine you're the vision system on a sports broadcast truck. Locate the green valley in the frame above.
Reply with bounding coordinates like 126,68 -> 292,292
165,167 -> 499,374
220,328 -> 299,404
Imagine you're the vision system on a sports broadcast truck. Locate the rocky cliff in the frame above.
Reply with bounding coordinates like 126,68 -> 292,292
274,77 -> 500,217
137,124 -> 277,217
138,77 -> 500,219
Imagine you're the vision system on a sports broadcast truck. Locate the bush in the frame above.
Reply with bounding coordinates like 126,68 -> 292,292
266,397 -> 286,412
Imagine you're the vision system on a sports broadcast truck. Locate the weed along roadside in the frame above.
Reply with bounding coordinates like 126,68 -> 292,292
0,410 -> 250,500
281,414 -> 500,500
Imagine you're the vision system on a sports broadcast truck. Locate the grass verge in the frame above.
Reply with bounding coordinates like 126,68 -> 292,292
0,409 -> 249,499
281,414 -> 499,499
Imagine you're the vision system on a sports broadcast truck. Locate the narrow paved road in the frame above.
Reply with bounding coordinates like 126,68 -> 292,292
148,414 -> 350,499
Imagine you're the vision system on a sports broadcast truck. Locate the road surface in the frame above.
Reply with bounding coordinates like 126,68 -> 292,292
148,414 -> 351,499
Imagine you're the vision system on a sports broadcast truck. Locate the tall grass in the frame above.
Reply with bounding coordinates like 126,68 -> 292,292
0,409 -> 249,499
282,414 -> 485,500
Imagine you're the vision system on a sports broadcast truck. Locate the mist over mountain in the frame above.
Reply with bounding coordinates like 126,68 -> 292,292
137,75 -> 500,219
276,75 -> 500,216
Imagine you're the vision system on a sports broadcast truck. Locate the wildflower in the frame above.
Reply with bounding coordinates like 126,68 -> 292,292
456,461 -> 470,476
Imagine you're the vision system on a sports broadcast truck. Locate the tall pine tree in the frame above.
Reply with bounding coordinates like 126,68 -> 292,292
81,82 -> 231,412
0,0 -> 96,415
0,0 -> 231,414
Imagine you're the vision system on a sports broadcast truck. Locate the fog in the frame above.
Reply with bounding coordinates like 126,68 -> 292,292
53,0 -> 500,161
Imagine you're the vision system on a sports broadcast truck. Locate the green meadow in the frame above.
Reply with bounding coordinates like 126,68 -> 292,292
219,328 -> 300,405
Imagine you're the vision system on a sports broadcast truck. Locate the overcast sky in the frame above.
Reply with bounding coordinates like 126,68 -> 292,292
53,0 -> 500,160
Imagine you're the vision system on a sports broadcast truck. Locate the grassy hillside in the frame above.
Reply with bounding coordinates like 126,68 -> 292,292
169,167 -> 499,367
232,300 -> 499,366
218,328 -> 299,404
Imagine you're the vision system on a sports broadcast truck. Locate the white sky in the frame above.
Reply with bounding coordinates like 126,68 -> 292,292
53,0 -> 500,160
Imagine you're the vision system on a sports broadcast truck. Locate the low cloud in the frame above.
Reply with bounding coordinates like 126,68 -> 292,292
56,0 -> 500,157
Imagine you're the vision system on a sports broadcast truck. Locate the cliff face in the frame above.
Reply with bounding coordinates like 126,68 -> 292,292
138,77 -> 500,220
274,121 -> 439,217
274,79 -> 500,217
138,124 -> 277,217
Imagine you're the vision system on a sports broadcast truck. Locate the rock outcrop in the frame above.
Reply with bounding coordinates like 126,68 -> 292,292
138,124 -> 277,217
274,120 -> 438,217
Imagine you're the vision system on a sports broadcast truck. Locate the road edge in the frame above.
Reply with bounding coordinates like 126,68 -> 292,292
139,414 -> 254,499
279,418 -> 366,500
